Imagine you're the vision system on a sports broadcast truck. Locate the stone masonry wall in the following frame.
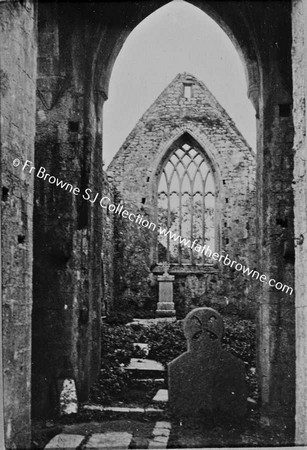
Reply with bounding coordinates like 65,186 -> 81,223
32,3 -> 103,417
253,3 -> 295,428
292,0 -> 307,443
101,172 -> 115,316
0,1 -> 298,443
97,0 -> 296,431
0,1 -> 37,448
108,73 -> 257,317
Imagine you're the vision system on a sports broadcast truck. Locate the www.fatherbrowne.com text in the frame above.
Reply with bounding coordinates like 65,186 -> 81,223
16,159 -> 293,296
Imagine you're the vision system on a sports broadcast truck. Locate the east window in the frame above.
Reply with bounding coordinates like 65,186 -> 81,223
157,137 -> 216,265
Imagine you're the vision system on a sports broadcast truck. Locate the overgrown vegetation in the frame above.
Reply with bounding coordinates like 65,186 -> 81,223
90,316 -> 257,404
90,325 -> 135,404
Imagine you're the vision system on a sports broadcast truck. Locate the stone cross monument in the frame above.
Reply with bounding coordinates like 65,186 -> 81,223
155,262 -> 176,318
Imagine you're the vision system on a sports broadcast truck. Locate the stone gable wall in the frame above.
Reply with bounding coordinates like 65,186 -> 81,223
108,73 -> 257,316
292,0 -> 307,442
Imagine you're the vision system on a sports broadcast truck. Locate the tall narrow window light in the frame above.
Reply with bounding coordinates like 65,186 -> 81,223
183,84 -> 192,99
157,137 -> 216,265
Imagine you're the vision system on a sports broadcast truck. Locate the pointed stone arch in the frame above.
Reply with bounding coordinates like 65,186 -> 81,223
93,1 -> 260,113
31,0 -> 295,436
151,130 -> 222,190
152,131 -> 220,265
1,1 -> 302,447
99,2 -> 294,429
108,72 -> 256,323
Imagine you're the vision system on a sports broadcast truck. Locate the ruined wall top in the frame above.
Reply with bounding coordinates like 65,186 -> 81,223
108,72 -> 255,205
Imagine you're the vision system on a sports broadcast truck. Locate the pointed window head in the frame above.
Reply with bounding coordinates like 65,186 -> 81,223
157,136 -> 216,265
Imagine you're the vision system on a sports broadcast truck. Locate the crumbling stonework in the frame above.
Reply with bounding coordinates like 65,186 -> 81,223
32,2 -> 104,417
102,1 -> 296,429
253,4 -> 295,429
0,1 -> 37,447
101,173 -> 115,315
0,0 -> 302,447
292,0 -> 307,442
108,73 -> 257,316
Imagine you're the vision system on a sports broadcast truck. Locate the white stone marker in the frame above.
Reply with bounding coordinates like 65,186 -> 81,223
152,389 -> 168,403
59,378 -> 78,415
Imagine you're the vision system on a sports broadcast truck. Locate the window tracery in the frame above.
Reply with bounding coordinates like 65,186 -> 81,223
157,138 -> 216,265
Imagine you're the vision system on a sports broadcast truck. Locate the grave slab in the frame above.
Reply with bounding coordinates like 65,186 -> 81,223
126,318 -> 176,327
44,434 -> 85,449
85,432 -> 132,449
126,358 -> 165,372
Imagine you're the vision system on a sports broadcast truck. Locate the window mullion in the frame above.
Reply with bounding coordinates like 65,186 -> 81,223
203,171 -> 210,263
157,142 -> 215,267
202,179 -> 205,265
179,189 -> 182,265
190,191 -> 194,264
167,178 -> 171,263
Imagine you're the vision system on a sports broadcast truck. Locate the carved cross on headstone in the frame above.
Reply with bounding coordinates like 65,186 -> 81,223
185,309 -> 223,352
168,307 -> 247,420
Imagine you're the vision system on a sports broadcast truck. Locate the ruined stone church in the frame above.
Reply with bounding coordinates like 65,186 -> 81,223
1,0 -> 307,448
107,72 -> 256,318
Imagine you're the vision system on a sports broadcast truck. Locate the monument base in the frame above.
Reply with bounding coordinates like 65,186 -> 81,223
156,308 -> 176,318
156,265 -> 176,318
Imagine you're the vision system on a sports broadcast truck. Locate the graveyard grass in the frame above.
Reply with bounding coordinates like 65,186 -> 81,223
31,316 -> 294,448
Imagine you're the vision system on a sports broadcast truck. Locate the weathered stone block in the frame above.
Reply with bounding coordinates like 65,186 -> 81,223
85,432 -> 132,449
44,434 -> 85,449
